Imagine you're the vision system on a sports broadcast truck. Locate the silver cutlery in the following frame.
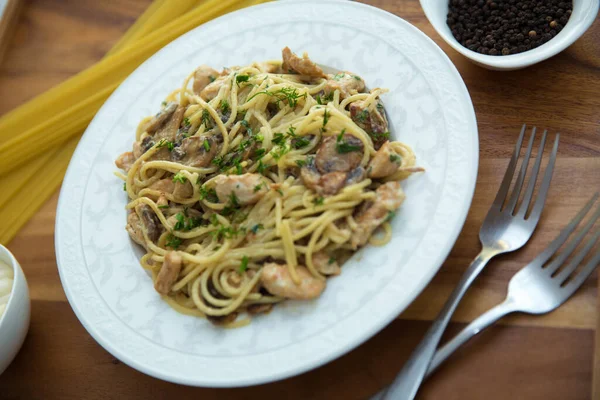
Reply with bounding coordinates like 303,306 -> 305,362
426,192 -> 600,375
382,125 -> 559,400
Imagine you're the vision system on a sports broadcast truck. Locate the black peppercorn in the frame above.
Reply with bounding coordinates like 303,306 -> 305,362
446,0 -> 573,56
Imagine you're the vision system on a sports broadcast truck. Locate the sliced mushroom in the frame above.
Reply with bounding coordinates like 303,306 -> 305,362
301,157 -> 366,196
136,204 -> 162,243
367,141 -> 400,178
350,181 -> 405,249
149,178 -> 193,199
143,102 -> 178,134
133,136 -> 155,159
193,65 -> 219,96
214,173 -> 267,205
260,263 -> 326,300
281,46 -> 326,78
154,251 -> 183,295
350,100 -> 389,150
315,134 -> 363,174
155,105 -> 185,142
170,136 -> 218,167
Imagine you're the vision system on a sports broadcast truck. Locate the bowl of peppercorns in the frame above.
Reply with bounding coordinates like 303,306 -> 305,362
420,0 -> 599,70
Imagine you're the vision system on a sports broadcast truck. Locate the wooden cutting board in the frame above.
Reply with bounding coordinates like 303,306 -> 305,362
0,1 -> 598,399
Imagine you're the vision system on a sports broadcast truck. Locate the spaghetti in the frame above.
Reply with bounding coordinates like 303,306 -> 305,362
116,47 -> 423,327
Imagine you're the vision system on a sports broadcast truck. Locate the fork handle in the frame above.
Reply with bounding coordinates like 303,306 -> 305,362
382,249 -> 498,400
425,298 -> 520,377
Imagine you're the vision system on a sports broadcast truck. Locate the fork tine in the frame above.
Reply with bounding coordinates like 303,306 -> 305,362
532,192 -> 599,267
492,124 -> 526,209
506,127 -> 536,214
526,134 -> 559,223
544,200 -> 600,275
553,228 -> 600,285
517,130 -> 548,218
564,249 -> 600,296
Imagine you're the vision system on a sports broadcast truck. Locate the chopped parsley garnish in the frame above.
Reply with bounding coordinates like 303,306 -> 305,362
199,186 -> 218,202
240,119 -> 253,135
335,131 -> 361,154
158,204 -> 169,209
229,192 -> 239,207
376,102 -> 384,111
328,257 -> 336,265
183,117 -> 191,127
254,148 -> 266,159
313,197 -> 325,206
208,75 -> 216,82
353,75 -> 362,81
250,224 -> 263,234
333,72 -> 346,81
295,159 -> 306,168
161,101 -> 167,107
272,133 -> 285,146
253,183 -> 264,192
174,213 -> 185,230
234,159 -> 243,175
322,109 -> 329,129
203,139 -> 211,152
123,182 -> 127,191
211,225 -> 239,240
156,139 -> 174,151
201,109 -> 213,128
172,172 -> 187,183
355,109 -> 370,123
219,99 -> 230,114
236,74 -> 250,86
165,233 -> 182,249
385,210 -> 396,222
390,153 -> 401,163
239,256 -> 249,273
210,214 -> 219,226
257,160 -> 269,174
371,131 -> 391,142
276,188 -> 284,196
315,95 -> 322,105
270,144 -> 289,161
212,155 -> 224,169
247,87 -> 307,109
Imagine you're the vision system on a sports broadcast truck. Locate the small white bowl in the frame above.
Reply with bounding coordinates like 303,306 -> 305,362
420,0 -> 600,70
0,244 -> 30,375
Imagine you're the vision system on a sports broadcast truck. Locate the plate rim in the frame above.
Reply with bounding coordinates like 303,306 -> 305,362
55,0 -> 479,387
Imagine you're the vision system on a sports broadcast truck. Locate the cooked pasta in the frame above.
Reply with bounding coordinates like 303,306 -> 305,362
116,47 -> 423,327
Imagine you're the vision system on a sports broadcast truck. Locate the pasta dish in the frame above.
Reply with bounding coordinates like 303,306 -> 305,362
115,47 -> 423,327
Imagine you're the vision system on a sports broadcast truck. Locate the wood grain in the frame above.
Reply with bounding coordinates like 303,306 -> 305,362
0,0 -> 599,399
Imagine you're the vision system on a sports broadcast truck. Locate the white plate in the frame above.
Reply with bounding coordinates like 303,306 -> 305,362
55,0 -> 478,387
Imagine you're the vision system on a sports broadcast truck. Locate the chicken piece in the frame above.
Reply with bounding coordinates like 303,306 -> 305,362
170,136 -> 219,167
154,251 -> 183,295
193,65 -> 219,96
300,158 -> 366,196
200,76 -> 226,101
143,102 -> 178,134
214,173 -> 267,205
247,303 -> 273,315
367,141 -> 400,178
349,100 -> 389,150
115,151 -> 135,172
260,263 -> 326,300
351,182 -> 405,249
312,252 -> 341,276
324,72 -> 366,99
281,46 -> 326,78
315,134 -> 363,174
149,178 -> 175,194
125,211 -> 146,248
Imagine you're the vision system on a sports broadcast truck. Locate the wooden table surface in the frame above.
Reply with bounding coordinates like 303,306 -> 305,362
1,1 -> 599,399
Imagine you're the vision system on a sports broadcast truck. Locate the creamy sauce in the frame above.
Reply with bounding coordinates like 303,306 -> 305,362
0,260 -> 14,317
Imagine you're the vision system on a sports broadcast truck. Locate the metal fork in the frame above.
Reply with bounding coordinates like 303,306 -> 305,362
382,125 -> 559,400
425,192 -> 600,376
